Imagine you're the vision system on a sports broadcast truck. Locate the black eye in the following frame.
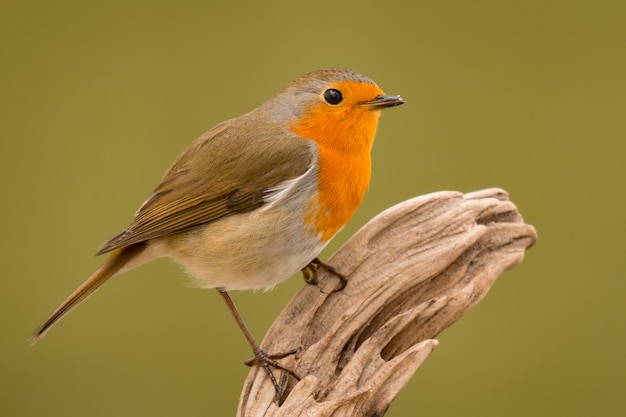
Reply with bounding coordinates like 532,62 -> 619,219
323,88 -> 343,105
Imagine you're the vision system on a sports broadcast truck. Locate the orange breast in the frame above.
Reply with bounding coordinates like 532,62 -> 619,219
290,81 -> 383,241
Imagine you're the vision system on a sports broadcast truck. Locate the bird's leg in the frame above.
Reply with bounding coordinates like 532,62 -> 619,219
216,288 -> 301,394
301,257 -> 347,292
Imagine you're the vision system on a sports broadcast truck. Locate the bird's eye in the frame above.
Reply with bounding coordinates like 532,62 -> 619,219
323,88 -> 343,105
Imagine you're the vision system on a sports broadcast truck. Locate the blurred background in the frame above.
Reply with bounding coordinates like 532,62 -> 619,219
1,1 -> 624,416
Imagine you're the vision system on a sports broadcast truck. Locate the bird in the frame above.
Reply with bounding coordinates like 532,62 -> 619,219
30,68 -> 404,390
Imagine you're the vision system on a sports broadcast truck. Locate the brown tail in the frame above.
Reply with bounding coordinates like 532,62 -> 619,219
29,244 -> 145,345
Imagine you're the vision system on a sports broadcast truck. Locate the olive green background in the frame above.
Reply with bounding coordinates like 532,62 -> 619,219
1,1 -> 624,416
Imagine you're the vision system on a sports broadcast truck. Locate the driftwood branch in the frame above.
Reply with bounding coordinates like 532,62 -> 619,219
237,188 -> 537,417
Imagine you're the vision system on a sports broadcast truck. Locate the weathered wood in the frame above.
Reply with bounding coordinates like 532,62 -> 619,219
237,188 -> 537,417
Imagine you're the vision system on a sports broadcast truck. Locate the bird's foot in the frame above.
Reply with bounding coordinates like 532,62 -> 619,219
301,257 -> 347,292
244,347 -> 300,394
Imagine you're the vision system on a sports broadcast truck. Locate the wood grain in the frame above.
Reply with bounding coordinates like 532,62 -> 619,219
237,188 -> 537,417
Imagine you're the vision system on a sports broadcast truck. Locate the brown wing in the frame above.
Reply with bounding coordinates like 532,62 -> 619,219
96,117 -> 315,255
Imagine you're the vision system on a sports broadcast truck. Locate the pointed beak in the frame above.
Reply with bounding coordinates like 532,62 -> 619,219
359,94 -> 405,109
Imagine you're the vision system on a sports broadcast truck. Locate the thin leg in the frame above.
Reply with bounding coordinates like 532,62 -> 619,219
216,288 -> 300,392
301,258 -> 348,291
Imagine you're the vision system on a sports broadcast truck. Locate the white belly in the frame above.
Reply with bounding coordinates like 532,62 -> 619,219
143,200 -> 327,290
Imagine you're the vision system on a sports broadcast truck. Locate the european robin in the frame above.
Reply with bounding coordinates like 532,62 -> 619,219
31,68 -> 404,390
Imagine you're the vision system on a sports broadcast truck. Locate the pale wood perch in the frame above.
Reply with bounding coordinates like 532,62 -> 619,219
237,188 -> 537,417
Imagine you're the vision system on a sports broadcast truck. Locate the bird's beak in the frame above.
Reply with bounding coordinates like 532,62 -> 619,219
359,94 -> 405,109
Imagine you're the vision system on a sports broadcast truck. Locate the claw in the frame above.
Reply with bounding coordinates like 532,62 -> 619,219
245,347 -> 301,393
301,258 -> 347,292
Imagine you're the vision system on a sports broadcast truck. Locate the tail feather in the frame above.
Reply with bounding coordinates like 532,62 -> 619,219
29,244 -> 145,345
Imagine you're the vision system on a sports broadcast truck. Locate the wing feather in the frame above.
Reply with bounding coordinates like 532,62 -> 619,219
97,118 -> 315,254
